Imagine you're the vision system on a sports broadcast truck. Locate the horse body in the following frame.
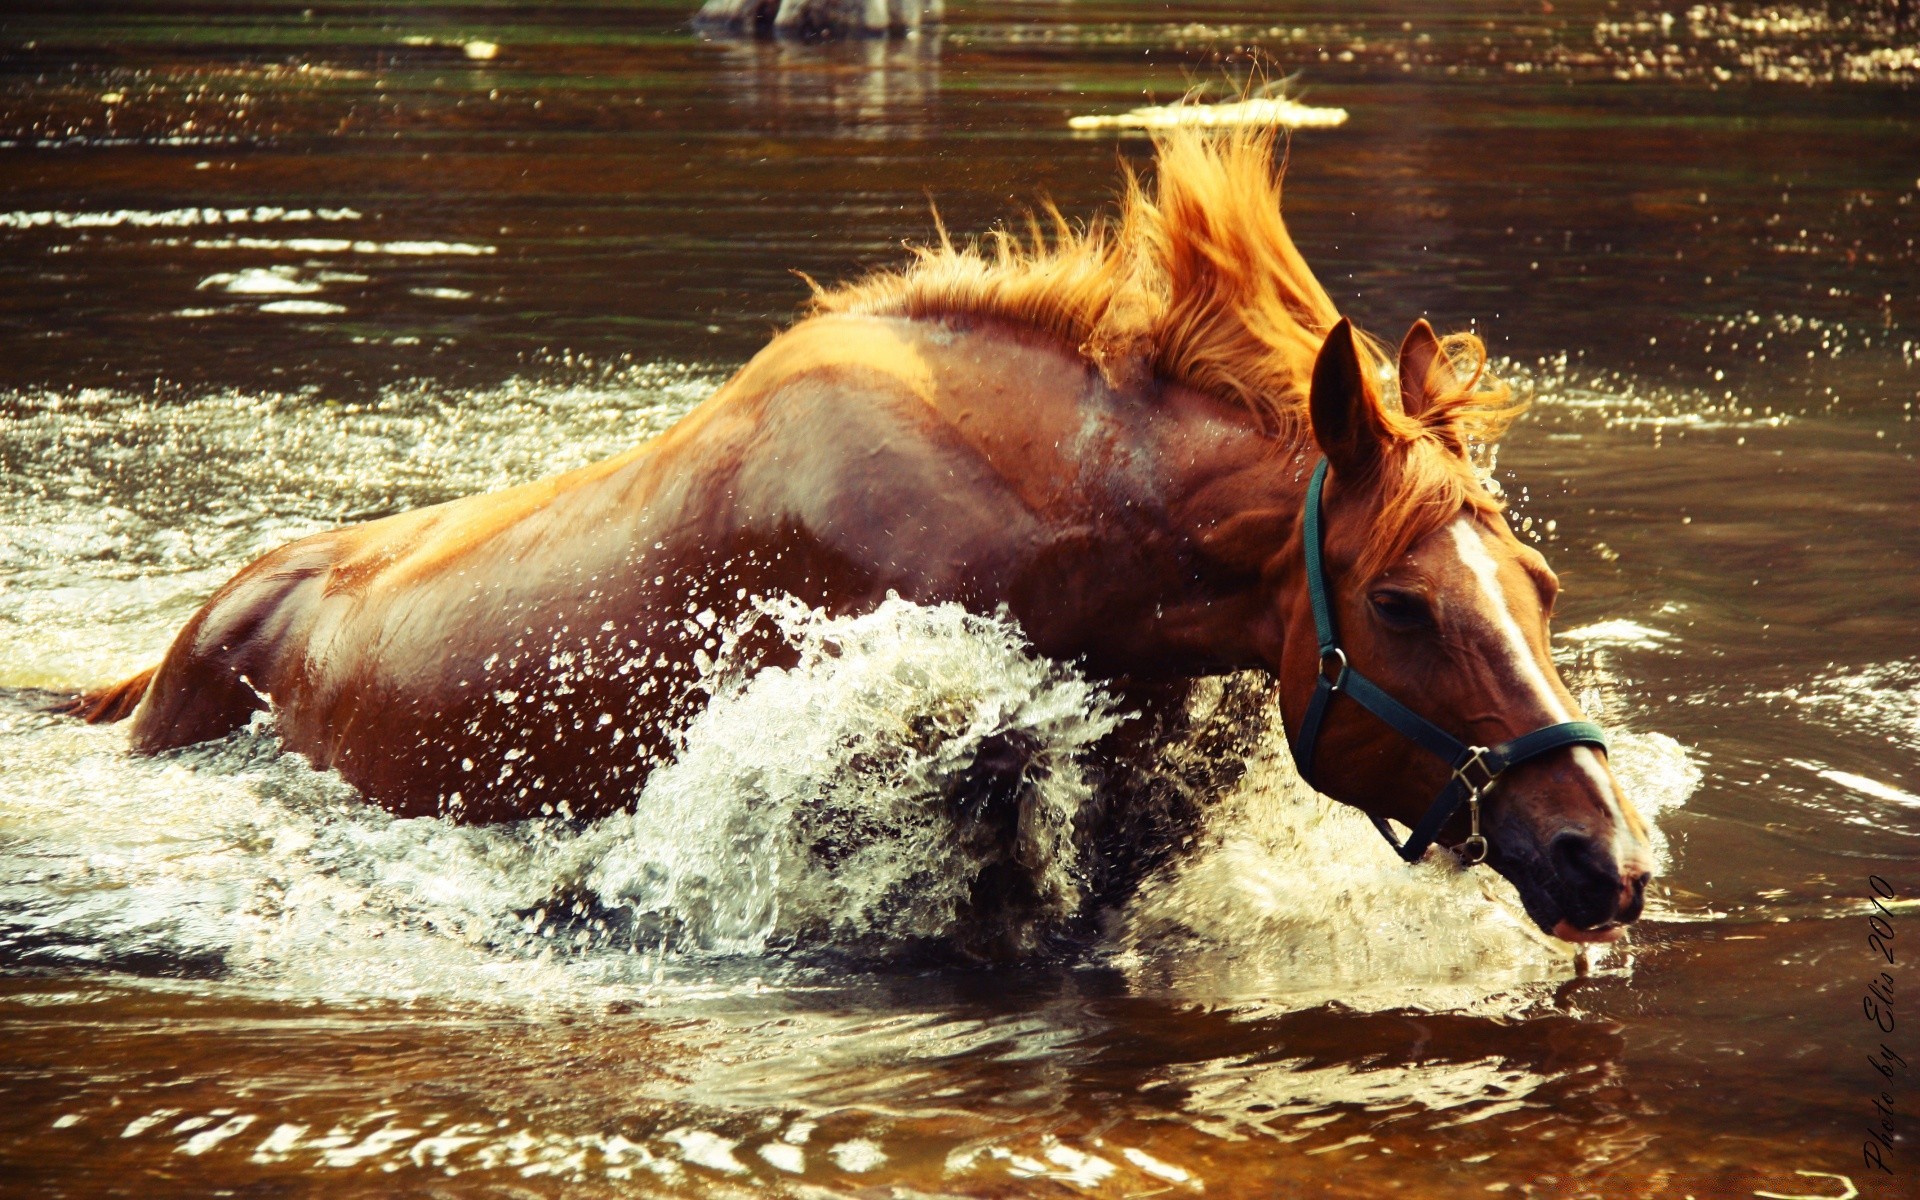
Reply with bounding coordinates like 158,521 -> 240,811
125,314 -> 1284,824
76,127 -> 1655,940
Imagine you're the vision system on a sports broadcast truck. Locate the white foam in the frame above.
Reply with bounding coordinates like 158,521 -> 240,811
0,207 -> 361,230
1606,730 -> 1697,874
1559,618 -> 1674,649
663,1128 -> 746,1175
190,237 -> 496,255
1114,718 -> 1698,1010
827,1138 -> 888,1172
199,266 -> 321,294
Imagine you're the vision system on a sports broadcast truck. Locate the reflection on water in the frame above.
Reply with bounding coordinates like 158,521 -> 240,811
718,33 -> 945,138
2,1 -> 1917,1197
2,939 -> 1656,1188
697,0 -> 943,39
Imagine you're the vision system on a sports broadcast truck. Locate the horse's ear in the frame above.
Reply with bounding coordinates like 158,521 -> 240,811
1396,318 -> 1452,419
1309,318 -> 1391,476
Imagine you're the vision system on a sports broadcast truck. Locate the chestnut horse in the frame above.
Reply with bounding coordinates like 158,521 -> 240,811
67,128 -> 1652,942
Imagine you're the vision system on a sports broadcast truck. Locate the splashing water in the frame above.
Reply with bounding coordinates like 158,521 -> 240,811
1112,682 -> 1699,1010
0,592 -> 1698,1012
0,369 -> 1701,1010
0,597 -> 1124,997
577,596 -> 1120,958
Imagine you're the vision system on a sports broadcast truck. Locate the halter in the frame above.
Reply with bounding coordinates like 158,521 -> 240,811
1289,458 -> 1610,866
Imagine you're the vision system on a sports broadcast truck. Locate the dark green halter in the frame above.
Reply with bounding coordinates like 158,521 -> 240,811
1290,457 -> 1610,865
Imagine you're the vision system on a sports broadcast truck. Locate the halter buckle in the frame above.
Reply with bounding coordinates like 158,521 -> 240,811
1451,745 -> 1497,795
1317,647 -> 1348,690
1457,789 -> 1489,866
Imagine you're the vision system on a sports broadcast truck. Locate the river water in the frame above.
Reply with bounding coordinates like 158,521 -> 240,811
1,2 -> 1916,1196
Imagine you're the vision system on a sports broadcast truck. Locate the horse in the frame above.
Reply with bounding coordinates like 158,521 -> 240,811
694,0 -> 938,38
63,126 -> 1653,944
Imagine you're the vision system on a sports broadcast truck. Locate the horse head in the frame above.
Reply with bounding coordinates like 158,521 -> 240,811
1271,318 -> 1654,942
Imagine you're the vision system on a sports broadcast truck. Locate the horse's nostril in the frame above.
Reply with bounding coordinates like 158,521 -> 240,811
1548,832 -> 1624,926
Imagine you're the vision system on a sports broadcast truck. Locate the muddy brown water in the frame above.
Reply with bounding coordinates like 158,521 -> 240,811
1,2 -> 1917,1197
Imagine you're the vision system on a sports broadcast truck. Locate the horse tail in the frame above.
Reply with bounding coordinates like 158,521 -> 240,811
51,667 -> 156,724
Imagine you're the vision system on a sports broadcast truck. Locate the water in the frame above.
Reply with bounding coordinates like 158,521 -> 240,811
2,2 -> 1916,1196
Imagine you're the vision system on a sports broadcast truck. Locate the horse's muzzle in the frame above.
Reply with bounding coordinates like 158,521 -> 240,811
1495,823 -> 1653,944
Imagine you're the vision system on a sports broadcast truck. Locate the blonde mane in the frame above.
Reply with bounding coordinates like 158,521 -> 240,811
810,124 -> 1525,578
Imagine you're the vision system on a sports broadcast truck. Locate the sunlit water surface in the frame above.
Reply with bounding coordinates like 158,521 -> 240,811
1,2 -> 1916,1197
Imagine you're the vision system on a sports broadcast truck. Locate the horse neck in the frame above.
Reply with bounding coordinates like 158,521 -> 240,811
1051,376 -> 1317,674
897,315 -> 1314,656
1141,383 -> 1318,554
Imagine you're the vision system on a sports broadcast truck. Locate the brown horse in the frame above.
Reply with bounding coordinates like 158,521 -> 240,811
67,127 -> 1652,943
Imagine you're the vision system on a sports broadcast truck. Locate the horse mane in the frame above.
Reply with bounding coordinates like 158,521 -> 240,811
810,123 -> 1525,579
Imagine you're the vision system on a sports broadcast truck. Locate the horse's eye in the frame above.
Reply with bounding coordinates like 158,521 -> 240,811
1369,589 -> 1434,631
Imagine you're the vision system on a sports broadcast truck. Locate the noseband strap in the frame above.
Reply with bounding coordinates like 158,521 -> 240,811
1289,458 -> 1609,865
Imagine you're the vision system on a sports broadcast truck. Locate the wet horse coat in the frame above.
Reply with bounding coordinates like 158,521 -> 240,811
72,127 -> 1653,940
117,315 -> 1290,823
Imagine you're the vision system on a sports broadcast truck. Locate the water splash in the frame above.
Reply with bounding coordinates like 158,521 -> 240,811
579,596 -> 1118,958
0,595 -> 1699,1009
0,596 -> 1120,996
1113,712 -> 1700,1011
2,366 -> 1701,1010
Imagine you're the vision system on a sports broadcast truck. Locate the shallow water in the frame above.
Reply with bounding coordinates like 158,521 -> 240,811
2,2 -> 1917,1197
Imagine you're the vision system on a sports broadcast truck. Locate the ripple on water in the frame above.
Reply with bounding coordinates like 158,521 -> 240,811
1765,659 -> 1920,746
1765,659 -> 1920,823
0,206 -> 364,230
81,1095 -> 1202,1193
